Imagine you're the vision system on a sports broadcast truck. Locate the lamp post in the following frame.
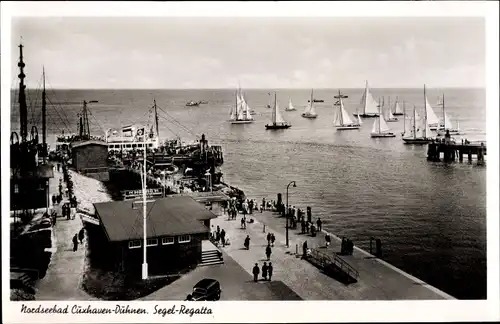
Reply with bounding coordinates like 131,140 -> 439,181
286,181 -> 296,248
204,170 -> 212,192
161,170 -> 166,197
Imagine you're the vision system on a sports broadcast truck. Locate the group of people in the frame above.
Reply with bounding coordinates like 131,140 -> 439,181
211,225 -> 230,247
252,262 -> 274,282
72,227 -> 85,252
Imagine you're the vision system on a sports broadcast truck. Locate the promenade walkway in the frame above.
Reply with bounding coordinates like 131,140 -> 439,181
35,166 -> 95,300
212,210 -> 455,300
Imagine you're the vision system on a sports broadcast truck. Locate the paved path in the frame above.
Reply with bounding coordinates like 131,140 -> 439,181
142,250 -> 301,301
212,210 -> 454,300
35,166 -> 95,300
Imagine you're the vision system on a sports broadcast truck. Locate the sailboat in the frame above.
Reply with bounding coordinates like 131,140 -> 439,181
403,85 -> 433,144
385,96 -> 398,122
370,98 -> 396,137
229,87 -> 254,124
285,97 -> 296,111
436,94 -> 461,135
392,96 -> 404,116
334,90 -> 360,130
424,89 -> 440,130
241,92 -> 256,115
354,80 -> 380,118
301,89 -> 318,118
266,93 -> 291,129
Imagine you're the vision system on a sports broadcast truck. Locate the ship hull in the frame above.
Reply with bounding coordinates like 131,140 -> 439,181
230,120 -> 254,124
336,125 -> 360,130
265,124 -> 291,130
392,113 -> 404,116
386,118 -> 399,122
402,137 -> 432,144
301,113 -> 317,119
284,108 -> 296,111
371,132 -> 396,138
353,113 -> 379,118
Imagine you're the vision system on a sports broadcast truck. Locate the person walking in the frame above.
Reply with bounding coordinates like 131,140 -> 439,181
262,262 -> 268,281
270,233 -> 276,247
220,229 -> 226,247
241,217 -> 246,229
267,232 -> 271,245
72,234 -> 79,252
268,262 -> 273,281
252,263 -> 260,282
265,244 -> 272,261
316,218 -> 322,231
302,241 -> 308,258
78,227 -> 85,244
244,235 -> 250,250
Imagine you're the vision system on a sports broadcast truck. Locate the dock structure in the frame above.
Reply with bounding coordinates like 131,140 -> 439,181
427,141 -> 486,163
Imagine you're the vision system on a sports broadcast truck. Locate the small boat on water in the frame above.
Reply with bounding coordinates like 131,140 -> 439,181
186,101 -> 200,107
385,97 -> 398,122
354,80 -> 380,118
334,90 -> 361,130
308,99 -> 324,103
229,86 -> 254,124
266,93 -> 291,130
392,96 -> 404,116
402,85 -> 433,144
285,97 -> 296,111
334,94 -> 348,99
302,89 -> 318,119
370,98 -> 395,137
435,94 -> 461,136
199,100 -> 209,104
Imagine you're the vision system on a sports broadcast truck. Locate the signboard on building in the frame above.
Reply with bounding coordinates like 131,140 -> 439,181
122,188 -> 163,200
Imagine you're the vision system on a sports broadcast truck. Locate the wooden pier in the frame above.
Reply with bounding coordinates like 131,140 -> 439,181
427,141 -> 487,163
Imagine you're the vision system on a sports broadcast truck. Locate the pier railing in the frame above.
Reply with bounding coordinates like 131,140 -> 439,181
308,248 -> 359,283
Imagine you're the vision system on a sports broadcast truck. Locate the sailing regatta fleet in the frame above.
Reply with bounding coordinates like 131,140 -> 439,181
229,81 -> 462,143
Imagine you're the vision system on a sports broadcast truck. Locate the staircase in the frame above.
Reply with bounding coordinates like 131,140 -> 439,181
200,250 -> 224,267
10,269 -> 37,292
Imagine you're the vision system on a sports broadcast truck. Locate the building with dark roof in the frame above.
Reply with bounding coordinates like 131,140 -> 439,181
71,140 -> 109,181
87,196 -> 217,275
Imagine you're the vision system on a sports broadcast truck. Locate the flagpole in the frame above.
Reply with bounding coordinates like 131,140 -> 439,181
141,126 -> 148,280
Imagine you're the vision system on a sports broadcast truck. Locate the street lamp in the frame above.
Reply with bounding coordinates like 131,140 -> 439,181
161,170 -> 166,197
204,170 -> 212,192
286,181 -> 296,247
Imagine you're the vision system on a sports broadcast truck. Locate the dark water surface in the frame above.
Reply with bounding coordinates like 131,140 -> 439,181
11,88 -> 487,299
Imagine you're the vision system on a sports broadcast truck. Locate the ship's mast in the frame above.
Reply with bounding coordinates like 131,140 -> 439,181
423,84 -> 427,138
413,105 -> 416,140
338,89 -> 343,125
154,99 -> 159,140
442,93 -> 446,130
18,44 -> 28,143
42,66 -> 47,163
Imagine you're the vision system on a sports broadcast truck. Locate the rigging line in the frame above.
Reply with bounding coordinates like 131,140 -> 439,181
155,106 -> 198,138
46,96 -> 73,133
45,91 -> 73,130
28,76 -> 43,126
85,107 -> 106,134
45,75 -> 73,128
157,113 -> 194,138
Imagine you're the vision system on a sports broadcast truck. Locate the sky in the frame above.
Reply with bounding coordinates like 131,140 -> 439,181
10,17 -> 485,89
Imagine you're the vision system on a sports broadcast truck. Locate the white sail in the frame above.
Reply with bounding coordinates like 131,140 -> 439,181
394,100 -> 403,114
425,97 -> 440,125
303,102 -> 311,114
362,81 -> 379,114
340,100 -> 354,125
288,97 -> 294,110
379,115 -> 391,133
275,100 -> 286,124
371,119 -> 378,133
357,114 -> 363,125
388,107 -> 395,120
242,95 -> 253,120
333,109 -> 342,126
310,102 -> 317,116
442,112 -> 452,129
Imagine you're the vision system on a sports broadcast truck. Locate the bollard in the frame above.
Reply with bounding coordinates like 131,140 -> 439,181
263,224 -> 266,233
296,244 -> 298,255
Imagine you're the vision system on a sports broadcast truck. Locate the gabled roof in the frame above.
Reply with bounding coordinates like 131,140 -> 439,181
93,196 -> 215,242
72,140 -> 108,149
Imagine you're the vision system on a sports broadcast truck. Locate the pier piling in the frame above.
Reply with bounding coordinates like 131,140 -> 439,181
427,142 -> 486,165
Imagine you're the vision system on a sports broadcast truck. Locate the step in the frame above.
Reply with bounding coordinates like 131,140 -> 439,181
202,255 -> 222,263
202,250 -> 221,256
199,260 -> 224,267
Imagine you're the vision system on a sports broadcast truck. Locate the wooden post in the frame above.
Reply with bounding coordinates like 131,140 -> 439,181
468,152 -> 472,163
459,149 -> 463,162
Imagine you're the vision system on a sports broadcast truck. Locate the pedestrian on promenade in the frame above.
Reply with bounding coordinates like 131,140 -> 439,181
262,262 -> 268,281
268,262 -> 273,281
72,234 -> 79,252
262,198 -> 266,212
220,229 -> 226,247
270,233 -> 275,247
306,221 -> 310,234
217,225 -> 220,237
302,241 -> 308,259
51,195 -> 56,206
249,199 -> 253,214
325,234 -> 331,247
78,228 -> 85,244
244,235 -> 250,250
267,232 -> 271,245
252,263 -> 260,282
316,218 -> 322,231
266,244 -> 272,260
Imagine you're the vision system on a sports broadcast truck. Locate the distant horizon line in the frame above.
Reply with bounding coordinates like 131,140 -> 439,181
13,86 -> 486,91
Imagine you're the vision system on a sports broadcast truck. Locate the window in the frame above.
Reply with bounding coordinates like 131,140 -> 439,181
132,144 -> 137,148
146,238 -> 158,246
178,235 -> 191,243
128,240 -> 141,249
149,144 -> 153,147
161,237 -> 174,245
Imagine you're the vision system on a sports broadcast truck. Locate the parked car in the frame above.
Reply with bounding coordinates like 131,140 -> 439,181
186,278 -> 221,301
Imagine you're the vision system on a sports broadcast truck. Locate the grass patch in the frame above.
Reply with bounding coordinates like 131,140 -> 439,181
82,268 -> 180,300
